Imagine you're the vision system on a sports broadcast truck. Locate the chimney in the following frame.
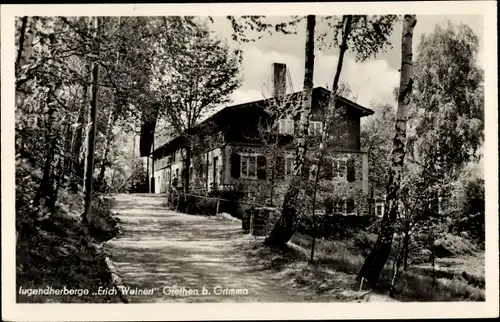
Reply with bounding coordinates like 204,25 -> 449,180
272,63 -> 287,98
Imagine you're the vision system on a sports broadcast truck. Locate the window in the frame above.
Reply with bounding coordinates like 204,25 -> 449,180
256,156 -> 267,179
285,157 -> 294,177
241,155 -> 257,178
375,204 -> 384,217
333,201 -> 345,214
278,118 -> 294,135
309,121 -> 323,136
239,154 -> 267,179
346,158 -> 356,182
332,159 -> 347,178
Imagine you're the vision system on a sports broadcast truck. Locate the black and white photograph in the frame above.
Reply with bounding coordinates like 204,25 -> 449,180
1,1 -> 498,321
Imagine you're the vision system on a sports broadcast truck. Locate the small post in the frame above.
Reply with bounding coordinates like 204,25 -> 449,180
215,199 -> 220,216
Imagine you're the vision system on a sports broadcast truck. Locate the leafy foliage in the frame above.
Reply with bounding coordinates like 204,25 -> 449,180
409,22 -> 484,183
361,102 -> 395,189
319,15 -> 399,61
151,17 -> 242,191
359,21 -> 485,280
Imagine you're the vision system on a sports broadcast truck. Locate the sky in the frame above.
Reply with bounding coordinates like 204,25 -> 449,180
153,14 -> 484,148
207,15 -> 484,109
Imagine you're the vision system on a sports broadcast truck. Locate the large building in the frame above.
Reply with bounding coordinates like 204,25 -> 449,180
147,63 -> 375,214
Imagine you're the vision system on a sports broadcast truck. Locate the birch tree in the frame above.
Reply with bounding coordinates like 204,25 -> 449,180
265,15 -> 398,246
82,17 -> 101,223
358,14 -> 418,286
264,15 -> 317,246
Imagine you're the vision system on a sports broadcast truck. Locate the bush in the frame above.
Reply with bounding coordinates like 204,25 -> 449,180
352,231 -> 377,256
208,185 -> 246,217
449,175 -> 485,245
177,194 -> 219,216
299,214 -> 375,240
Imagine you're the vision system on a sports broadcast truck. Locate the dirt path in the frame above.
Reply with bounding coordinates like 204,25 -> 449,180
105,194 -> 392,303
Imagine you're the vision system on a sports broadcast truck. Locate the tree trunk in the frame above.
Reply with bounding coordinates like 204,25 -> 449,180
96,109 -> 118,191
264,15 -> 316,246
54,122 -> 74,196
358,15 -> 417,287
369,184 -> 375,216
310,156 -> 323,262
33,28 -> 61,209
96,18 -> 124,192
389,236 -> 403,297
331,16 -> 352,99
16,17 -> 28,70
70,84 -> 89,193
183,143 -> 192,193
33,89 -> 61,210
15,16 -> 35,110
49,150 -> 65,212
403,230 -> 410,271
34,134 -> 57,208
320,15 -> 352,149
269,150 -> 276,207
82,17 -> 101,223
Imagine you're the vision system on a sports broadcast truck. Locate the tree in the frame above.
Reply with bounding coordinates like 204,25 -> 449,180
82,16 -> 101,223
15,16 -> 163,230
448,161 -> 485,245
358,15 -> 417,286
266,15 -> 399,247
408,21 -> 484,208
264,15 -> 317,246
254,84 -> 297,207
361,102 -> 395,191
152,17 -> 242,193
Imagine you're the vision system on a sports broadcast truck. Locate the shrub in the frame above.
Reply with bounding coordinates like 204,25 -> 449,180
181,194 -> 218,216
208,185 -> 246,217
298,213 -> 375,240
449,170 -> 485,245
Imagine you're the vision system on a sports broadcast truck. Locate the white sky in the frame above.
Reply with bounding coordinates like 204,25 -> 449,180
207,15 -> 484,109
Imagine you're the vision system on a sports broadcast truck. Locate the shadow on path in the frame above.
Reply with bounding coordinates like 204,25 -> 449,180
106,194 -> 303,303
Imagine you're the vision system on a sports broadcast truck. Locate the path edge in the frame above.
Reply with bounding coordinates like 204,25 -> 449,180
104,256 -> 130,303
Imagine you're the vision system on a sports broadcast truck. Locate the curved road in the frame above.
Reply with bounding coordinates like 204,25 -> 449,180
105,194 -> 392,303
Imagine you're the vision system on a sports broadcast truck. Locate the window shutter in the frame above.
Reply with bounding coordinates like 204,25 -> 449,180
347,158 -> 356,182
339,160 -> 347,178
346,198 -> 355,213
323,160 -> 333,180
276,155 -> 285,179
302,161 -> 310,180
257,156 -> 267,180
230,153 -> 240,178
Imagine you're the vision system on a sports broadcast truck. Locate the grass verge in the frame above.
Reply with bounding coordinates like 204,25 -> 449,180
289,233 -> 485,302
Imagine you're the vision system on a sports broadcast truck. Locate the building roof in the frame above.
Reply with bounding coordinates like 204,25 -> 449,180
150,86 -> 374,156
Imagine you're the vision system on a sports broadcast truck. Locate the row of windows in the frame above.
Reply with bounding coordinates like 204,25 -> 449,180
234,153 -> 356,182
277,119 -> 323,136
153,152 -> 180,170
